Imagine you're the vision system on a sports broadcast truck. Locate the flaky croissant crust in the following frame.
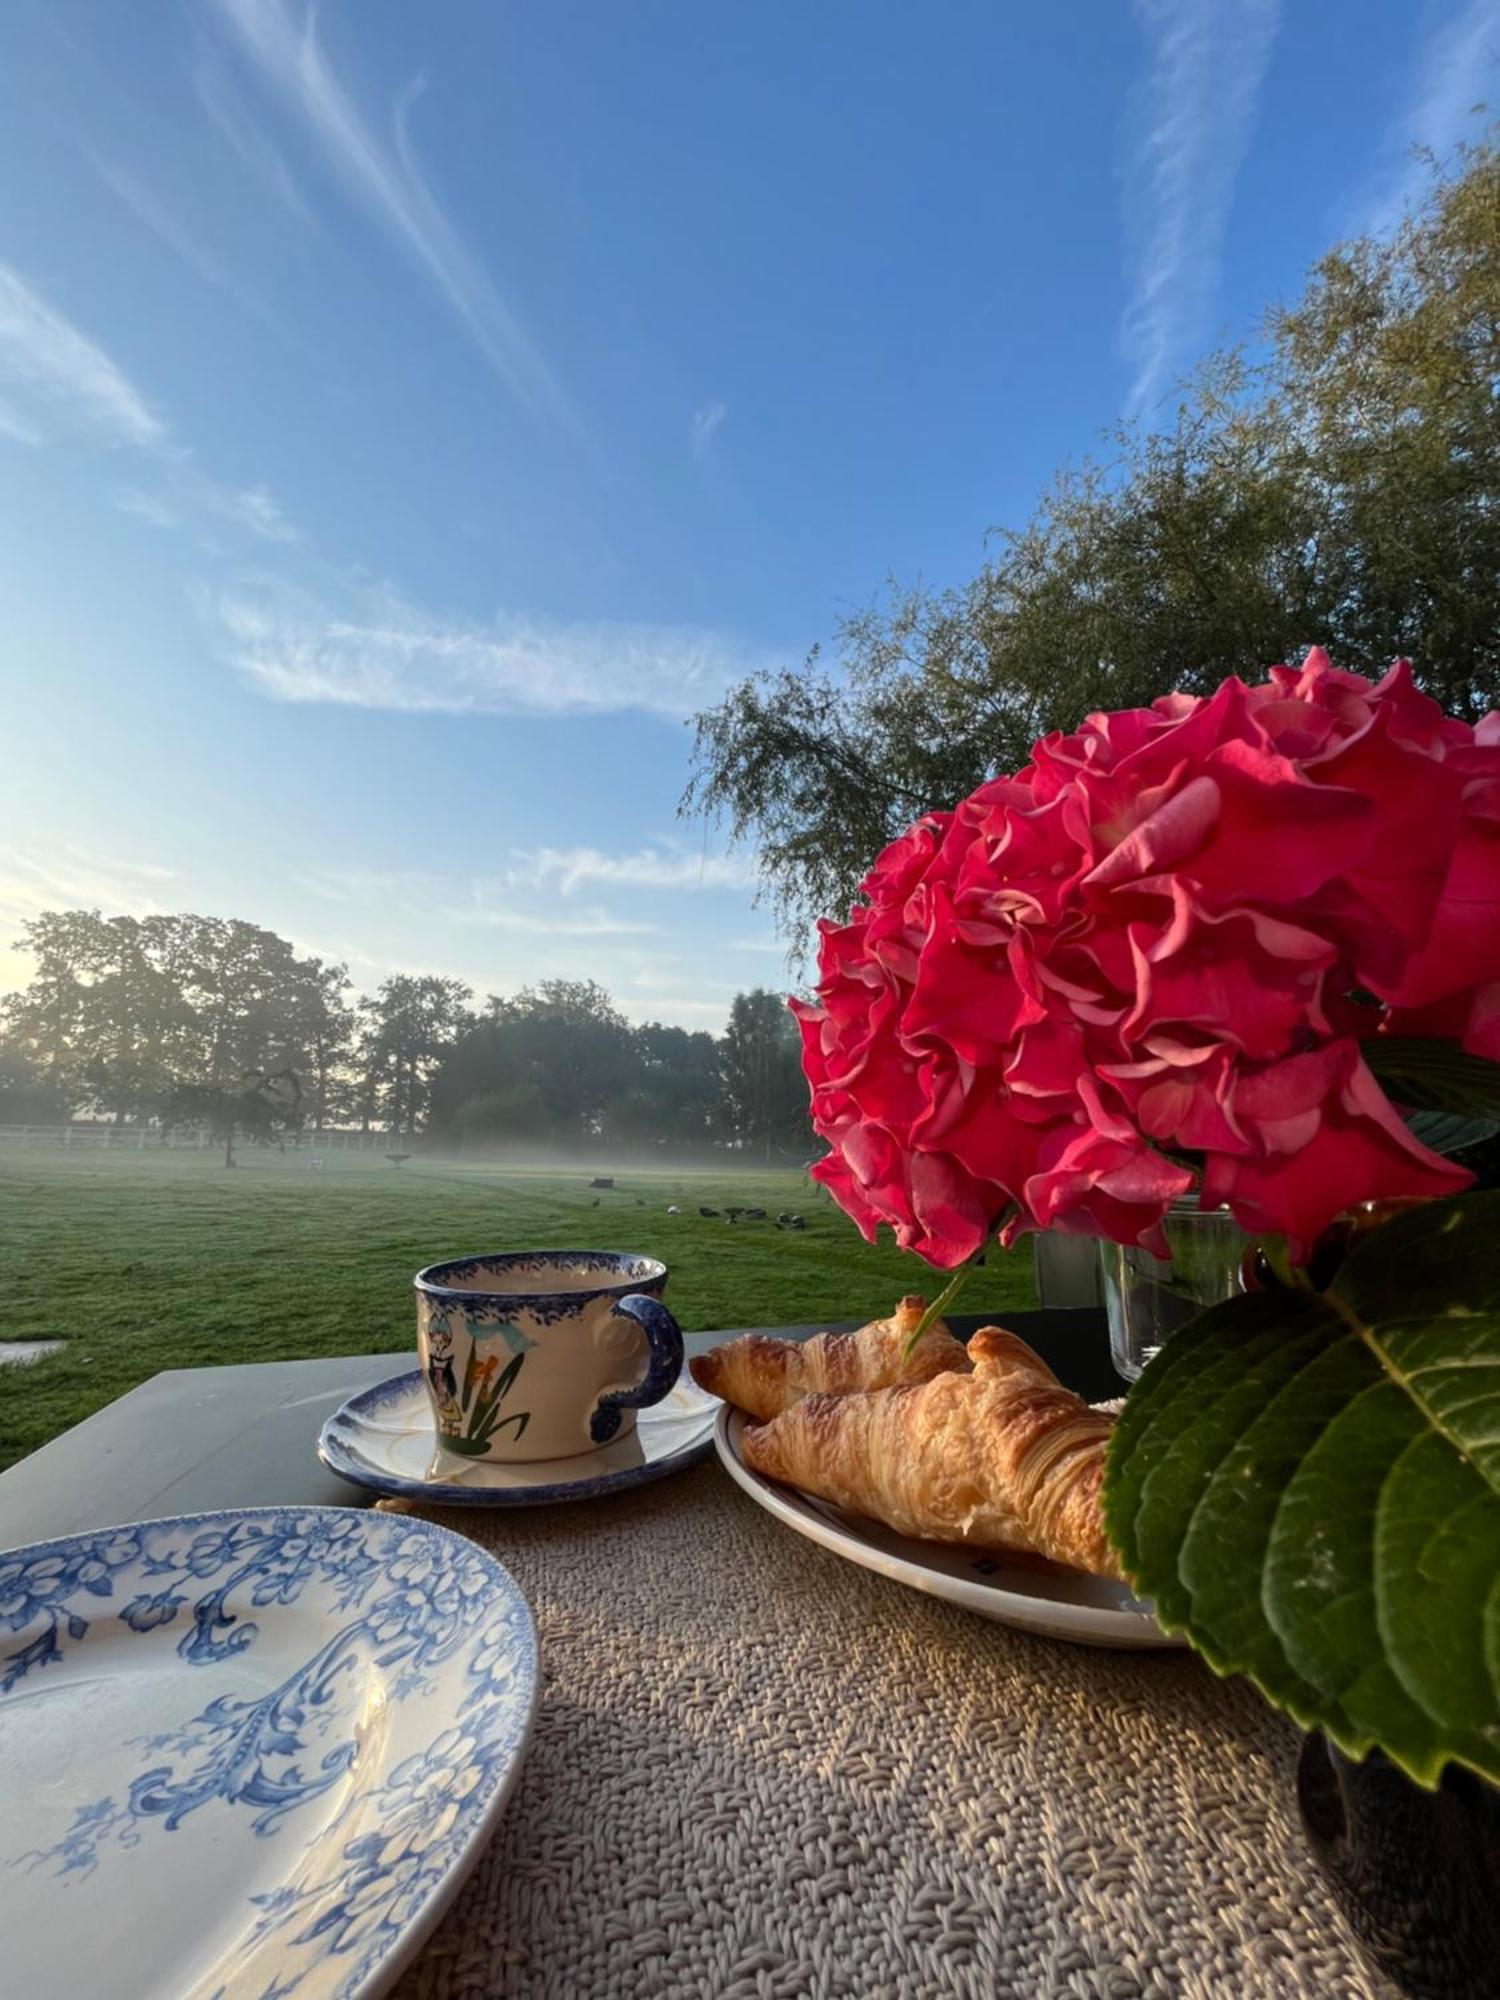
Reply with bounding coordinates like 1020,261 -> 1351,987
740,1326 -> 1122,1579
689,1295 -> 969,1422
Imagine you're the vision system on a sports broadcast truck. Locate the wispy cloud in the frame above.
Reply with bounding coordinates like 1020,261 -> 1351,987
85,149 -> 293,338
113,487 -> 180,530
0,251 -> 749,729
210,0 -> 575,426
299,866 -> 657,937
693,400 -> 727,458
212,483 -> 302,545
623,995 -> 732,1022
192,43 -> 317,226
87,154 -> 238,295
1354,0 -> 1500,235
0,844 -> 177,937
442,898 -> 658,939
116,470 -> 300,549
0,260 -> 307,550
211,581 -> 776,720
514,844 -> 758,896
0,394 -> 42,447
0,262 -> 165,448
1120,0 -> 1282,420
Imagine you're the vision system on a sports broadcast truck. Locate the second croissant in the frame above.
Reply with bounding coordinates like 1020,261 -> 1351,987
739,1327 -> 1122,1579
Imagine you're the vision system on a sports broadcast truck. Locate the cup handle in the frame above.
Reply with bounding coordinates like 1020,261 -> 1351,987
590,1293 -> 684,1444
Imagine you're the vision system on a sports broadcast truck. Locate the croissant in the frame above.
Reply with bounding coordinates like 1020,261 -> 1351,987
689,1295 -> 969,1422
739,1326 -> 1122,1578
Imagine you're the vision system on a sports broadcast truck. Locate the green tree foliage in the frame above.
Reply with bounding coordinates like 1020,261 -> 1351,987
4,908 -> 813,1153
0,1038 -> 75,1124
426,982 -> 727,1152
164,1067 -> 304,1169
284,958 -> 355,1133
1,911 -> 354,1125
354,975 -> 473,1136
715,988 -> 811,1159
685,137 -> 1500,934
621,1022 -> 722,1148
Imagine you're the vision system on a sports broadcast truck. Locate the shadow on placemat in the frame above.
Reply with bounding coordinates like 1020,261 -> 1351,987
385,1466 -> 1380,2000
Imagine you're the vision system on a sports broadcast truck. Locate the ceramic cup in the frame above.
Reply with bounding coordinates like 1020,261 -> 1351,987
414,1250 -> 684,1464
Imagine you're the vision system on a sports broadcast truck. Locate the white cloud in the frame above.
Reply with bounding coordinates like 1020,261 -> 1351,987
514,844 -> 758,896
441,898 -> 658,939
215,483 -> 302,545
114,487 -> 180,530
298,867 -> 657,938
210,0 -> 574,426
619,995 -> 733,1024
728,935 -> 783,954
0,395 -> 41,447
115,472 -> 302,551
0,261 -> 303,547
1355,0 -> 1500,235
0,846 -> 178,995
693,400 -> 727,457
211,582 -> 774,720
87,154 -> 237,296
296,866 -> 431,907
0,845 -> 177,942
1120,0 -> 1282,420
85,149 -> 294,341
192,43 -> 317,226
0,262 -> 165,447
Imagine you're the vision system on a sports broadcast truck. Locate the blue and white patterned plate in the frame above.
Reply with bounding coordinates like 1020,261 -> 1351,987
319,1368 -> 717,1506
0,1507 -> 538,2000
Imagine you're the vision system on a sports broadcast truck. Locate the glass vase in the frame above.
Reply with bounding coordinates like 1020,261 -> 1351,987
1099,1201 -> 1247,1383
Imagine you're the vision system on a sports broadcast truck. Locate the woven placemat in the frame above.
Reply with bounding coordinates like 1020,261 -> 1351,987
386,1461 -> 1385,2000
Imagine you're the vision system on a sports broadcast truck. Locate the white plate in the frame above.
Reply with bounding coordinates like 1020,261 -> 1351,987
0,1506 -> 538,1999
320,1369 -> 717,1506
715,1406 -> 1181,1650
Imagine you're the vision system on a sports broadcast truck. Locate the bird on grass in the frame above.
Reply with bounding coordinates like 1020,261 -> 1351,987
699,1205 -> 720,1218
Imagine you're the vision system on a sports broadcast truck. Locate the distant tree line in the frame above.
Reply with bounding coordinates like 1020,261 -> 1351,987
0,910 -> 811,1159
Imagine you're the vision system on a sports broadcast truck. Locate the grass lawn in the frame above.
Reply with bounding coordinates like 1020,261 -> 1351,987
0,1148 -> 1036,1471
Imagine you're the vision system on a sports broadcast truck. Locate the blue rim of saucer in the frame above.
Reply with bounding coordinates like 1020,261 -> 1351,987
318,1369 -> 716,1507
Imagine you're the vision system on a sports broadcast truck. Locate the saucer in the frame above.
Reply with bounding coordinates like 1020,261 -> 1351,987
319,1369 -> 717,1506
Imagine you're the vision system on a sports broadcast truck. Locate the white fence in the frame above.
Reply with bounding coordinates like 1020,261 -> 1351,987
0,1124 -> 401,1153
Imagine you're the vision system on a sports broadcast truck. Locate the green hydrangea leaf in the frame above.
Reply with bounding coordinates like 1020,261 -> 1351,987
1102,1192 -> 1500,1788
1365,1038 -> 1500,1118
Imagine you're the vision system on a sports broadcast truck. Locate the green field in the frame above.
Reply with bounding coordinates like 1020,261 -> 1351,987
0,1148 -> 1035,1470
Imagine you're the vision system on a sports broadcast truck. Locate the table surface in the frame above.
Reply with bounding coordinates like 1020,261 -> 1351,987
0,1313 -> 1380,2000
0,1309 -> 1113,1546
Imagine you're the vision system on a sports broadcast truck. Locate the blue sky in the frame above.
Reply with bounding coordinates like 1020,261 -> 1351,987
0,0 -> 1495,1028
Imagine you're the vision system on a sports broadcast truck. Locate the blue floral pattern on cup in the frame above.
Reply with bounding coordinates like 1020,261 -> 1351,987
415,1248 -> 684,1463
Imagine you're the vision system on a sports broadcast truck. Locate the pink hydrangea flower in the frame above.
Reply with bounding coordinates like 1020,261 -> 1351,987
792,651 -> 1500,1266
